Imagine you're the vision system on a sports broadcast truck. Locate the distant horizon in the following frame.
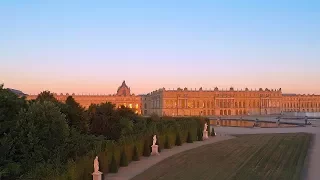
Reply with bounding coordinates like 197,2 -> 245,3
4,81 -> 320,96
1,1 -> 319,95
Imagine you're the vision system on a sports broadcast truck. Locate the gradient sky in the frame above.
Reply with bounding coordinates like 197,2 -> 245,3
1,0 -> 319,95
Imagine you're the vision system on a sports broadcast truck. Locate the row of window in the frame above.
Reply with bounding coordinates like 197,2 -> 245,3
218,109 -> 248,116
283,109 -> 319,112
161,100 -> 280,109
283,103 -> 320,108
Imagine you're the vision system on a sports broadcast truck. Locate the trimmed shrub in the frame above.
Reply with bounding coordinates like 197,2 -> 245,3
143,139 -> 150,157
197,128 -> 203,141
164,135 -> 171,149
132,145 -> 140,161
187,131 -> 193,143
175,133 -> 182,146
211,127 -> 216,136
120,150 -> 128,167
109,154 -> 118,173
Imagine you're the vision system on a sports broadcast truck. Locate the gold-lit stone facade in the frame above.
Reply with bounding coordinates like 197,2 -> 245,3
26,82 -> 320,117
282,94 -> 320,113
141,87 -> 320,116
26,81 -> 142,114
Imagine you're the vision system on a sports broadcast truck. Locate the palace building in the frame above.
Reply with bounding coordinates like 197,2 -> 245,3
142,87 -> 320,116
26,81 -> 142,114
26,81 -> 320,117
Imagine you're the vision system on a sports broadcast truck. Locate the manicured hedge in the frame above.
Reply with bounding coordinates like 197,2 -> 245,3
47,117 -> 209,180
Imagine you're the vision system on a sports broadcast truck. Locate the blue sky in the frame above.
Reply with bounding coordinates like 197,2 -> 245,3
1,0 -> 319,94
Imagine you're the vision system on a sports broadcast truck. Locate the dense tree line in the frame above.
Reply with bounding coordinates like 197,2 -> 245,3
0,84 -> 143,180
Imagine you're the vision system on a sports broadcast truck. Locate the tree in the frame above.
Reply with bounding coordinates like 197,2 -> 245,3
35,91 -> 69,122
0,85 -> 28,178
0,85 -> 27,136
88,102 -> 122,140
65,96 -> 88,133
117,105 -> 137,119
36,91 -> 58,103
2,101 -> 69,179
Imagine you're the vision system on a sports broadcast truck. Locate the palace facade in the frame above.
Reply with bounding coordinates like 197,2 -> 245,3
26,81 -> 142,114
26,81 -> 320,116
142,87 -> 320,116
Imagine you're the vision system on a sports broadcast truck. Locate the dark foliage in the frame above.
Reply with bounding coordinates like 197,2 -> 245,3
132,146 -> 140,161
143,139 -> 150,157
175,133 -> 182,146
197,128 -> 203,141
109,154 -> 118,173
187,131 -> 193,143
211,127 -> 216,136
120,150 -> 128,167
164,135 -> 171,149
65,96 -> 88,133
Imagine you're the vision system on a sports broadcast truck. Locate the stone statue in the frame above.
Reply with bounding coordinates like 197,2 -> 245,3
94,156 -> 99,173
152,135 -> 157,146
204,123 -> 208,132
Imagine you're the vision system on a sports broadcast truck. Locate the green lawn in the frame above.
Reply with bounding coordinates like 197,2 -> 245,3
132,133 -> 311,180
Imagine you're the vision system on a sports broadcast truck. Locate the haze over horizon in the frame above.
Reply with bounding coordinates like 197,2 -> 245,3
1,0 -> 319,95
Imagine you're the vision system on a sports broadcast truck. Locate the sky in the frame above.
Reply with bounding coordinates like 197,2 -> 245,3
0,0 -> 319,95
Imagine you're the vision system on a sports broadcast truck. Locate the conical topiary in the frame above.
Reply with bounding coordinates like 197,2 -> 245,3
143,139 -> 150,157
197,128 -> 203,141
187,131 -> 193,143
175,132 -> 182,146
132,145 -> 140,161
120,150 -> 128,167
109,154 -> 118,173
164,135 -> 171,149
211,127 -> 216,136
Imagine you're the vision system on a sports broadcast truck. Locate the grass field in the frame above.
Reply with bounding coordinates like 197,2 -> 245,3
132,133 -> 312,180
